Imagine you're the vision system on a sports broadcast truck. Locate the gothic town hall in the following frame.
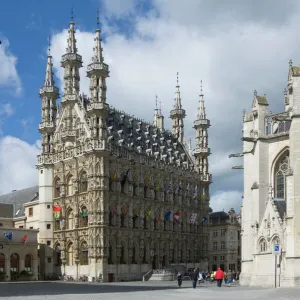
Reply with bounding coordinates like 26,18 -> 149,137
2,19 -> 212,282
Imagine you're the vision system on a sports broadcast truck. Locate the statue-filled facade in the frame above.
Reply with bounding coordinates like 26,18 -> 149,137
37,19 -> 212,281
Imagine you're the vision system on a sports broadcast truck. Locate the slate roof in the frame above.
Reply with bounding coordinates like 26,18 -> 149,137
209,211 -> 229,221
0,203 -> 14,218
104,106 -> 194,166
273,200 -> 286,218
0,186 -> 39,218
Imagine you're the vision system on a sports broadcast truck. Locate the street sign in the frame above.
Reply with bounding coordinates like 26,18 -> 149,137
274,244 -> 281,255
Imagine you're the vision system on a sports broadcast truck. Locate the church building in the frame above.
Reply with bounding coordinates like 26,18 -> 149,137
238,60 -> 300,287
35,18 -> 212,281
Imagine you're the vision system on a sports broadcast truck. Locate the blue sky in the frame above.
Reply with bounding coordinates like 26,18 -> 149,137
1,0 -> 300,211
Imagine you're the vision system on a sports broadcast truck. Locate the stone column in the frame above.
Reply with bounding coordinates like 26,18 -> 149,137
5,258 -> 10,281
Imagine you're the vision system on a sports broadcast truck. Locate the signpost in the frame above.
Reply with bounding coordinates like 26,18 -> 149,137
274,244 -> 281,288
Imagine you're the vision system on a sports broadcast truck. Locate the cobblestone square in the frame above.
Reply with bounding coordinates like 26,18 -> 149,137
0,281 -> 299,300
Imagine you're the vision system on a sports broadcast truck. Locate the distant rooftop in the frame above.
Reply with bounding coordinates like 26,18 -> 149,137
0,186 -> 39,218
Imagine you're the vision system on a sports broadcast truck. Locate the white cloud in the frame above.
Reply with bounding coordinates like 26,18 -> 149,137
0,136 -> 39,195
0,103 -> 14,117
0,39 -> 21,94
48,1 -> 300,210
210,191 -> 243,213
101,0 -> 139,17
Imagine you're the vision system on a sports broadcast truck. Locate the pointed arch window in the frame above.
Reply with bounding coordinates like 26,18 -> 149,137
80,242 -> 89,265
274,153 -> 289,199
79,172 -> 88,192
108,245 -> 113,264
259,239 -> 267,253
66,209 -> 74,230
54,178 -> 61,198
67,243 -> 74,265
67,175 -> 73,196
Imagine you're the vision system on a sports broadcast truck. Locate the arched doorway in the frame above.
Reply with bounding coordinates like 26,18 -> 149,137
152,255 -> 157,270
162,255 -> 166,269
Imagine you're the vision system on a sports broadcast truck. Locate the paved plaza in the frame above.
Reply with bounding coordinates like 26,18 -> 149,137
0,281 -> 299,300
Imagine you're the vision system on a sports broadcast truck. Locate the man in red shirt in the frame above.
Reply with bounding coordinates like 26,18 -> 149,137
215,267 -> 224,287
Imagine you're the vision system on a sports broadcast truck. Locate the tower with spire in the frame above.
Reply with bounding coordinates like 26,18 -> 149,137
193,81 -> 211,181
86,11 -> 110,142
39,39 -> 59,153
60,10 -> 83,146
170,72 -> 186,143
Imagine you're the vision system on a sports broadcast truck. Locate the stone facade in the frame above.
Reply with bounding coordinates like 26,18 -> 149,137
207,209 -> 241,273
0,203 -> 39,281
34,20 -> 212,282
238,61 -> 300,287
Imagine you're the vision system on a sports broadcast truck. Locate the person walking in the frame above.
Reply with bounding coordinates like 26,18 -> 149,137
215,267 -> 224,288
192,269 -> 198,288
226,270 -> 233,287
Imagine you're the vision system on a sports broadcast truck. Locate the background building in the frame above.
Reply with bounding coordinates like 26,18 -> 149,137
208,208 -> 241,272
0,200 -> 39,281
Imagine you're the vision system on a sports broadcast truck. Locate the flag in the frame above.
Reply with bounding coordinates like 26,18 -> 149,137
121,169 -> 130,184
186,183 -> 190,193
201,216 -> 207,225
146,210 -> 152,221
193,185 -> 198,199
112,203 -> 118,216
134,208 -> 140,217
4,232 -> 13,240
53,205 -> 62,219
154,177 -> 161,191
23,235 -> 28,243
190,213 -> 198,224
123,207 -> 129,216
81,210 -> 88,218
176,184 -> 182,194
164,211 -> 171,221
166,182 -> 172,193
173,212 -> 180,223
112,169 -> 117,182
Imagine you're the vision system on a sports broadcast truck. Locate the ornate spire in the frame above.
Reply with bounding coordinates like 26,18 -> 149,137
153,95 -> 164,130
197,80 -> 206,120
66,8 -> 77,54
154,95 -> 159,116
174,72 -> 182,109
43,37 -> 55,87
92,9 -> 104,63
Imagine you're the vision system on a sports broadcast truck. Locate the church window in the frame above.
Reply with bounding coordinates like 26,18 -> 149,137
79,172 -> 88,192
54,178 -> 61,198
67,175 -> 73,196
80,242 -> 88,265
259,239 -> 267,253
274,152 -> 289,199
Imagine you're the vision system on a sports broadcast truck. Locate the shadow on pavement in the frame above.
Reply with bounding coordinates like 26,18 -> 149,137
0,282 -> 208,297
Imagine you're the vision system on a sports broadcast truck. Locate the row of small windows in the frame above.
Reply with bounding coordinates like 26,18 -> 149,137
54,172 -> 88,198
0,253 -> 33,273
